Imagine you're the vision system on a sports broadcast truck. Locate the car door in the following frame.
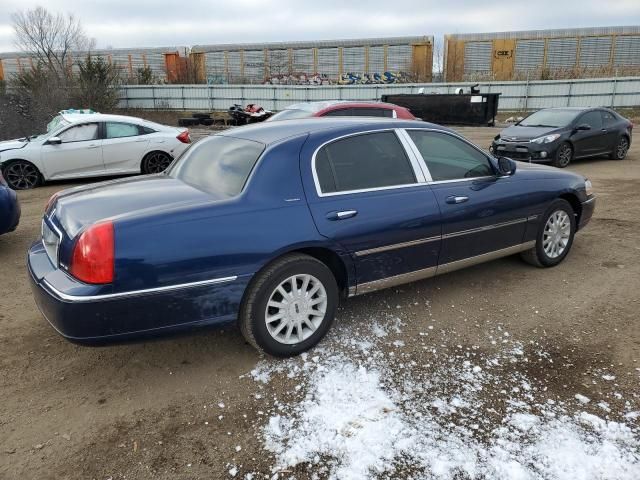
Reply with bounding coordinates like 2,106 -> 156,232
600,110 -> 620,152
101,122 -> 151,173
301,129 -> 442,292
572,110 -> 606,157
404,129 -> 530,266
40,123 -> 103,179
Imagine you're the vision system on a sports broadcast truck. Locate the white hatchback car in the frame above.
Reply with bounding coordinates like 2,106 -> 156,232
0,112 -> 191,189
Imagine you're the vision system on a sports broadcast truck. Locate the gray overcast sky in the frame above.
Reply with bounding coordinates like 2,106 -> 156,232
1,0 -> 639,52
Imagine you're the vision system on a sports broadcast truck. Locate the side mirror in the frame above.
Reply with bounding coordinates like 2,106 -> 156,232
497,156 -> 517,176
46,136 -> 62,145
575,124 -> 591,131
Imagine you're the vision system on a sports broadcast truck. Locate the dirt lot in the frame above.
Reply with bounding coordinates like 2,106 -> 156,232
1,127 -> 639,479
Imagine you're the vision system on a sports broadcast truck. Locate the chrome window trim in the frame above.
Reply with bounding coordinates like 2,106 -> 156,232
354,235 -> 441,257
310,128 -> 427,198
400,127 -> 499,185
41,275 -> 238,303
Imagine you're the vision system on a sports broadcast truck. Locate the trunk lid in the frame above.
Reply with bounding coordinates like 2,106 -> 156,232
53,175 -> 219,238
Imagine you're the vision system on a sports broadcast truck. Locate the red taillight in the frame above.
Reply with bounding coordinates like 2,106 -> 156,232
177,130 -> 191,144
70,221 -> 114,284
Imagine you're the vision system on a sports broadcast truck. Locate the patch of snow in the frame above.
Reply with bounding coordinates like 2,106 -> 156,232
575,394 -> 591,404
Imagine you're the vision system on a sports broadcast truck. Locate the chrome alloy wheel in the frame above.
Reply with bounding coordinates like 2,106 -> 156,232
264,274 -> 327,345
5,161 -> 39,189
543,210 -> 571,258
616,137 -> 629,159
557,144 -> 572,167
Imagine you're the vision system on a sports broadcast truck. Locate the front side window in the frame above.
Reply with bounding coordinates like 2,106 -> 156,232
168,135 -> 265,197
315,131 -> 416,194
578,111 -> 603,130
106,122 -> 140,139
350,108 -> 394,118
408,130 -> 494,181
322,108 -> 353,117
57,123 -> 99,143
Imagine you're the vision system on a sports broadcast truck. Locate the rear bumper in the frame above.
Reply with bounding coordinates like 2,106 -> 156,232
491,140 -> 558,162
578,196 -> 596,231
28,241 -> 250,345
0,187 -> 20,234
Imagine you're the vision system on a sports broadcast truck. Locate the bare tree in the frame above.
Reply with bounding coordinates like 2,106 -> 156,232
12,6 -> 94,80
432,38 -> 444,82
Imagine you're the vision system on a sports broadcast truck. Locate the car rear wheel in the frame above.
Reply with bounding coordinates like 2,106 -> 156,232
610,136 -> 629,160
239,253 -> 338,357
142,151 -> 172,174
521,199 -> 576,268
2,160 -> 42,190
552,142 -> 573,168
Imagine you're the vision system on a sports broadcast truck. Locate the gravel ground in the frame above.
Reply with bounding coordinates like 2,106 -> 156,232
1,126 -> 639,479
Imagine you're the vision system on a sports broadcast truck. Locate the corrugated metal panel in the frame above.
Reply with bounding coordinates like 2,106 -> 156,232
463,41 -> 492,74
387,44 -> 412,72
317,47 -> 339,76
546,38 -> 577,68
369,45 -> 385,73
1,58 -> 25,76
343,46 -> 366,73
614,36 -> 640,66
267,49 -> 289,77
579,36 -> 612,66
447,25 -> 640,41
227,51 -> 242,82
292,48 -> 314,74
146,53 -> 167,79
205,51 -> 226,80
515,39 -> 545,71
243,49 -> 265,83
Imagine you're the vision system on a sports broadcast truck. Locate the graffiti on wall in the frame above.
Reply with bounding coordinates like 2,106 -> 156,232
263,73 -> 333,85
337,71 -> 413,84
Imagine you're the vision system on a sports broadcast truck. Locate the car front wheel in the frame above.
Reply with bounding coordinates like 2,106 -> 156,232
239,253 -> 338,357
521,199 -> 576,267
142,151 -> 172,174
552,142 -> 573,168
2,160 -> 42,190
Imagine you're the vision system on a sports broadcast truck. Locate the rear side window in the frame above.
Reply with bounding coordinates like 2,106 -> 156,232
106,122 -> 140,138
350,108 -> 394,117
168,136 -> 265,197
315,131 -> 416,194
322,108 -> 353,117
601,110 -> 617,127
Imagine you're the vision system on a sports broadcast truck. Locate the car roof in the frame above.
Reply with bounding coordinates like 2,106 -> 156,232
60,113 -> 156,125
219,117 -> 443,145
282,101 -> 406,112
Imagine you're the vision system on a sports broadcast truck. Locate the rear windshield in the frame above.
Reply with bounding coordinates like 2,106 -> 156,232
519,110 -> 579,128
168,135 -> 265,197
267,109 -> 314,121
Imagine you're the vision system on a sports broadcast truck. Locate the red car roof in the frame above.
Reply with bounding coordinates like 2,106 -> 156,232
312,101 -> 415,119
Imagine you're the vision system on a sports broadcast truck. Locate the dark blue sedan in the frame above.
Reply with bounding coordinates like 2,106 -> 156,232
28,118 -> 595,356
0,173 -> 20,235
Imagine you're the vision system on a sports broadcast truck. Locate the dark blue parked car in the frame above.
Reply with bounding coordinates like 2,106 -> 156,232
0,172 -> 20,235
28,118 -> 595,356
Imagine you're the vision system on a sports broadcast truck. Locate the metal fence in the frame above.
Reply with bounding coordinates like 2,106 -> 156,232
118,76 -> 640,112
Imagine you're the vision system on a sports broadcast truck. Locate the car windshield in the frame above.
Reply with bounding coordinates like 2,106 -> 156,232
167,135 -> 265,197
519,110 -> 578,128
47,115 -> 70,133
267,109 -> 314,121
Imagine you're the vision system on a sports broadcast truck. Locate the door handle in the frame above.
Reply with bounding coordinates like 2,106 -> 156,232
86,144 -> 100,149
326,210 -> 357,220
445,195 -> 469,204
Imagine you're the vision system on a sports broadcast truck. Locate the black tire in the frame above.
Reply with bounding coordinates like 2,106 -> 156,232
178,118 -> 199,127
199,118 -> 214,126
521,199 -> 576,268
551,142 -> 573,168
2,160 -> 42,190
141,151 -> 173,174
239,253 -> 339,357
610,136 -> 629,160
191,113 -> 211,119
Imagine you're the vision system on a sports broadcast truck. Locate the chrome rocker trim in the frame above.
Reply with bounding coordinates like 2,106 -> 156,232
355,235 -> 441,257
351,241 -> 535,296
41,276 -> 238,303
